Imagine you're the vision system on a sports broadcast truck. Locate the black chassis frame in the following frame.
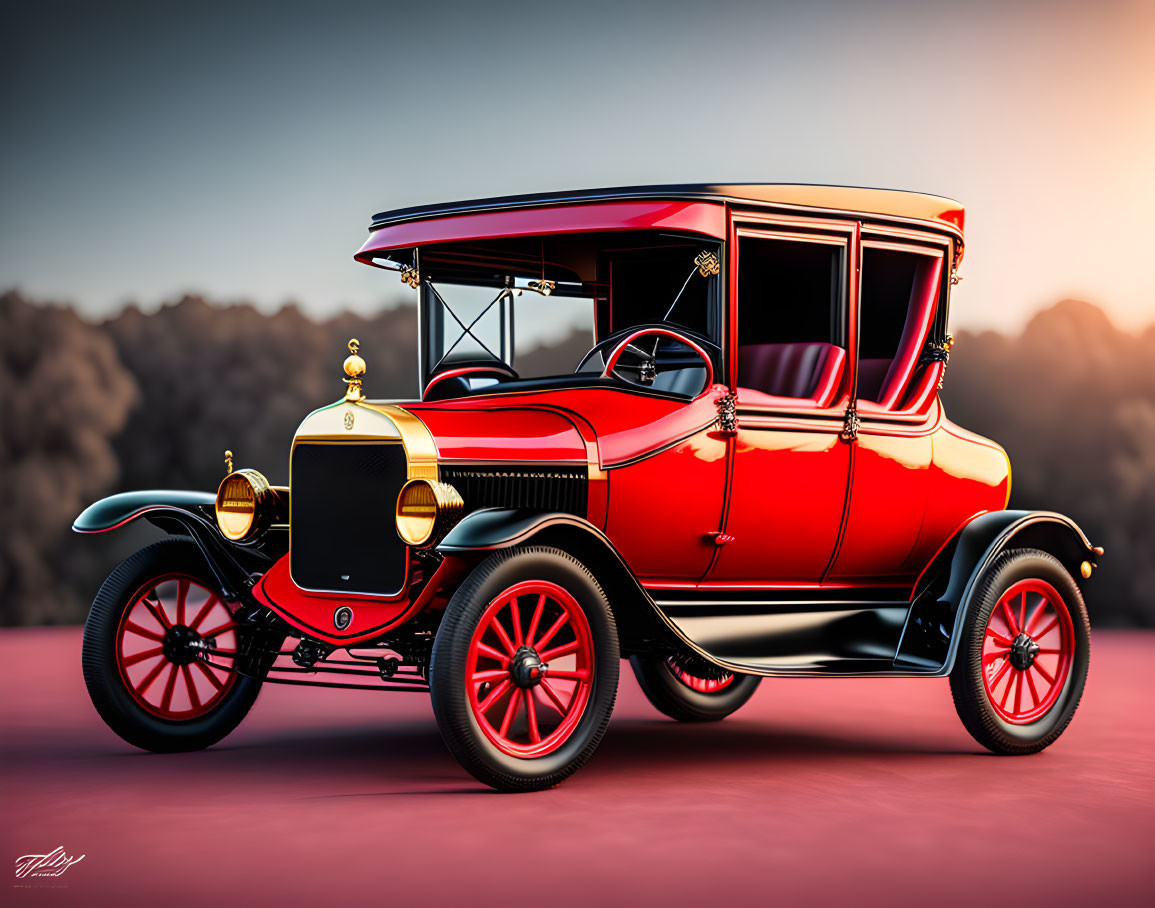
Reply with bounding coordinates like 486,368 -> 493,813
75,491 -> 1097,680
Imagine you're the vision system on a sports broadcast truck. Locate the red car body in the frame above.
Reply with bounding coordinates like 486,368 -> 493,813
75,184 -> 1099,789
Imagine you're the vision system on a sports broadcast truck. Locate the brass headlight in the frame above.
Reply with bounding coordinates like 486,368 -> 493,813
395,479 -> 463,547
215,469 -> 272,541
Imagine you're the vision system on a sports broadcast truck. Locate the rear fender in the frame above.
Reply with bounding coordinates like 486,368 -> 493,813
73,491 -> 276,601
895,510 -> 1100,674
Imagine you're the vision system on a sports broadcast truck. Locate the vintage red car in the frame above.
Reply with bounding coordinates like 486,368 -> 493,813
76,184 -> 1099,790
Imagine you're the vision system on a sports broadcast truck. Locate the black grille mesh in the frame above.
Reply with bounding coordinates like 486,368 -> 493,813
290,443 -> 408,595
440,465 -> 587,516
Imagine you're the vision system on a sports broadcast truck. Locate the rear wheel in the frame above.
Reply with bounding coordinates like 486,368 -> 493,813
630,651 -> 761,722
82,539 -> 262,752
429,546 -> 619,791
950,548 -> 1090,755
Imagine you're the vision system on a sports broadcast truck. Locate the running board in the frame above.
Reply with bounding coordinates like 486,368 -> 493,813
652,593 -> 919,676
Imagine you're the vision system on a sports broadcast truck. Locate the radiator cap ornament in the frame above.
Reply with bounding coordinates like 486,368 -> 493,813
343,338 -> 366,402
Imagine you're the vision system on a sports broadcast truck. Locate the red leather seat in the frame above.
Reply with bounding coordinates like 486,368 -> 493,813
737,342 -> 846,407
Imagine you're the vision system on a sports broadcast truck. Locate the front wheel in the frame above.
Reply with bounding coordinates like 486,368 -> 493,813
950,548 -> 1090,755
630,652 -> 761,722
429,546 -> 619,791
82,538 -> 263,753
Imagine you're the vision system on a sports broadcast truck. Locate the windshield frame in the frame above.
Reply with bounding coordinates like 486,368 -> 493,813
367,231 -> 727,395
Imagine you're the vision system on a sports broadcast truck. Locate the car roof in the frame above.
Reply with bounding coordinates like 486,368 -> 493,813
369,183 -> 965,237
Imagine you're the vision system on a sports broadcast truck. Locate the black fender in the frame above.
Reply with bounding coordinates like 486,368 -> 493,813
894,510 -> 1101,675
438,509 -> 680,654
73,490 -> 280,601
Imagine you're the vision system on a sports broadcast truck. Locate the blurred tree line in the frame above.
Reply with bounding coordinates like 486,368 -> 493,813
1,291 -> 1152,626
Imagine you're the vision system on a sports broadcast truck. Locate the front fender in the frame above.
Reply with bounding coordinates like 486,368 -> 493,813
438,508 -> 684,654
73,490 -> 274,601
895,510 -> 1101,674
437,508 -> 598,552
73,490 -> 217,533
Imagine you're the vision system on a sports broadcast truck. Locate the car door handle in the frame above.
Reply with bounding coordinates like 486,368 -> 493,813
705,532 -> 735,546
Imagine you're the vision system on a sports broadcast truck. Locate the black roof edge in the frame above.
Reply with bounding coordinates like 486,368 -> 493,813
368,183 -> 962,233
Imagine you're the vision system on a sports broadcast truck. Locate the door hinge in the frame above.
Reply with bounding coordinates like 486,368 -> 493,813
840,405 -> 860,442
715,390 -> 737,434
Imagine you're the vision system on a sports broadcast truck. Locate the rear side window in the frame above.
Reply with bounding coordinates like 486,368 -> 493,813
857,246 -> 943,407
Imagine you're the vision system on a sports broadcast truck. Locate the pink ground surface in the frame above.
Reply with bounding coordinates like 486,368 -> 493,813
2,627 -> 1152,907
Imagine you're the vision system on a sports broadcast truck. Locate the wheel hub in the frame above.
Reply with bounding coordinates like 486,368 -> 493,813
509,646 -> 548,688
1009,632 -> 1041,671
161,625 -> 204,666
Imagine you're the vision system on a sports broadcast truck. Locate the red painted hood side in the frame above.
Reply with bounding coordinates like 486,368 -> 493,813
401,403 -> 589,463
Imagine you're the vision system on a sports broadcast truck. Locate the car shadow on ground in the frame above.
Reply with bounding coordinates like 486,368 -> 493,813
82,713 -> 980,797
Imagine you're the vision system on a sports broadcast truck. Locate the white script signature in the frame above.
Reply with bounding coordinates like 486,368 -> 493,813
14,846 -> 86,879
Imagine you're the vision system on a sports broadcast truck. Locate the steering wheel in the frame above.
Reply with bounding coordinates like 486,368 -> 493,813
575,325 -> 716,395
575,324 -> 718,375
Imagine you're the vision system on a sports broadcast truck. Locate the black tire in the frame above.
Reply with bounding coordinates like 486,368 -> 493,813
949,548 -> 1090,755
429,546 -> 619,792
82,538 -> 263,753
630,653 -> 761,722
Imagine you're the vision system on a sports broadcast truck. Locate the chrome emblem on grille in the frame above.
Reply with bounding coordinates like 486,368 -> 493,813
334,606 -> 353,630
344,411 -> 354,431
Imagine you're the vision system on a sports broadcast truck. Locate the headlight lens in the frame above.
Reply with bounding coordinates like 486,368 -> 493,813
395,479 -> 463,547
216,469 -> 272,541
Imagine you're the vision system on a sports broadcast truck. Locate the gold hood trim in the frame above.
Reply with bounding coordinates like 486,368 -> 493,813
292,400 -> 438,481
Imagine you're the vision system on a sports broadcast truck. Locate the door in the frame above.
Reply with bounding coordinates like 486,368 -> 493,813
705,219 -> 857,585
828,236 -> 949,582
602,392 -> 730,584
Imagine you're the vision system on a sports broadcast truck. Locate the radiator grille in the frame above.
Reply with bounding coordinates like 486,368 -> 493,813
290,443 -> 408,595
440,465 -> 588,516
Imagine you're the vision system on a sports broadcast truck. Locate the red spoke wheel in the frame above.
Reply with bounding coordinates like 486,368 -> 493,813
115,573 -> 238,720
666,657 -> 736,694
466,580 -> 595,758
980,578 -> 1074,725
82,539 -> 267,753
430,546 -> 619,791
950,548 -> 1090,755
630,651 -> 760,722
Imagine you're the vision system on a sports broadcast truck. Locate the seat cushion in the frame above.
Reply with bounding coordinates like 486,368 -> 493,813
737,342 -> 846,406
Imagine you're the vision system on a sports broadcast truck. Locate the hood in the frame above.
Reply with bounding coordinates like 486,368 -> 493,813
400,403 -> 588,463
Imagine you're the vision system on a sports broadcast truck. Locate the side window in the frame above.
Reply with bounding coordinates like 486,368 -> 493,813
857,246 -> 943,409
735,235 -> 847,408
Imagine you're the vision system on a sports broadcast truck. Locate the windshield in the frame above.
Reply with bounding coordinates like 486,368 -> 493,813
369,230 -> 723,391
423,281 -> 596,379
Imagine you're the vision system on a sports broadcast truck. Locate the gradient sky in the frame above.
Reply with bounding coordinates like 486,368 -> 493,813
2,0 -> 1153,332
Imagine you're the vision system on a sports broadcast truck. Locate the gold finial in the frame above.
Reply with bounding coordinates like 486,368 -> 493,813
224,450 -> 234,474
343,338 -> 366,401
694,250 -> 721,277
